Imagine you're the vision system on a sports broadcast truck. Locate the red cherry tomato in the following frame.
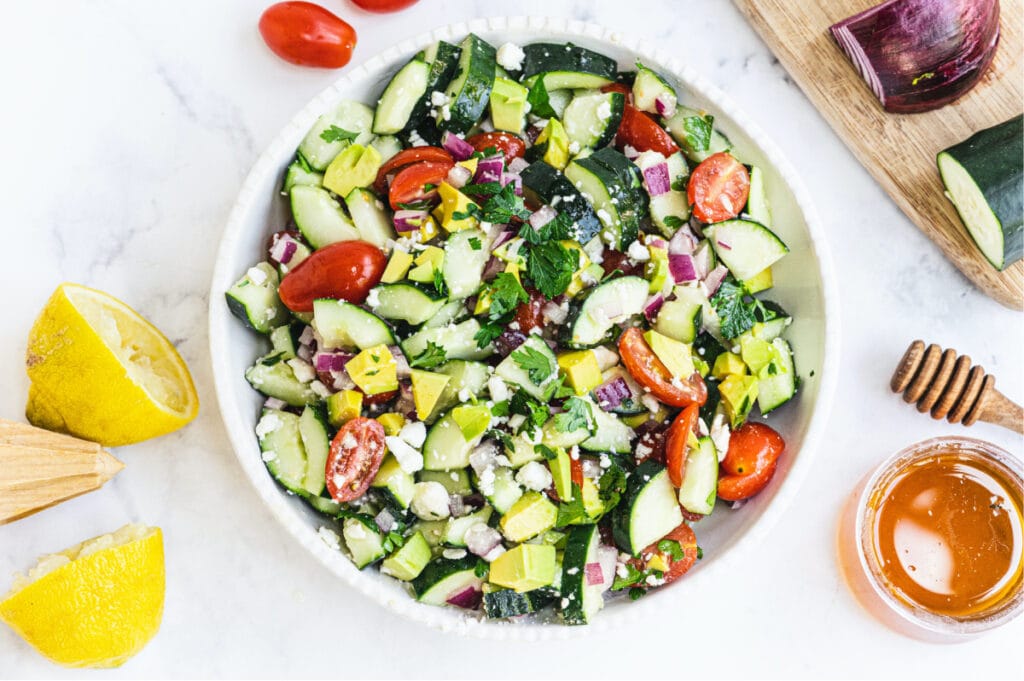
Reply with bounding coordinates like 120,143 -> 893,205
258,2 -> 356,69
513,288 -> 546,335
325,418 -> 386,502
600,82 -> 633,104
687,152 -> 750,224
717,422 -> 785,501
388,161 -> 454,210
618,328 -> 707,408
361,389 -> 398,405
664,404 -> 699,488
627,523 -> 698,585
278,241 -> 385,312
634,420 -> 668,464
373,147 -> 452,195
466,132 -> 527,160
351,0 -> 419,12
570,457 -> 584,490
615,105 -> 679,157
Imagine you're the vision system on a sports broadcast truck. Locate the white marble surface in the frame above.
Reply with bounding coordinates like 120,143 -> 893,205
1,1 -> 1021,678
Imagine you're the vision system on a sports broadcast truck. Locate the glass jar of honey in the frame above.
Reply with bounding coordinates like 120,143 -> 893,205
840,437 -> 1022,641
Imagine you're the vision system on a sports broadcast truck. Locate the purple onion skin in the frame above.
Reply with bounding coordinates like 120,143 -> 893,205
830,0 -> 1001,113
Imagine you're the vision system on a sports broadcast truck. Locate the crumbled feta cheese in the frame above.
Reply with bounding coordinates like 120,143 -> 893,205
616,563 -> 630,579
496,42 -> 525,71
408,130 -> 429,147
469,441 -> 498,475
442,548 -> 468,560
365,287 -> 381,308
411,482 -> 451,520
430,90 -> 449,106
343,518 -> 366,540
385,435 -> 424,473
260,450 -> 277,463
568,140 -> 581,155
592,346 -> 619,371
709,412 -> 731,462
627,241 -> 651,261
286,358 -> 316,384
246,266 -> 268,286
516,461 -> 553,491
458,387 -> 472,402
309,380 -> 331,398
483,545 -> 506,562
566,567 -> 580,576
255,412 -> 282,438
582,236 -> 605,265
399,420 -> 427,448
487,376 -> 510,402
641,393 -> 661,414
465,523 -> 502,558
596,100 -> 612,120
318,526 -> 341,550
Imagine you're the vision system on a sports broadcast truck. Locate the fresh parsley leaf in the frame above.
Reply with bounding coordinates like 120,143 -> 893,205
710,278 -> 758,339
554,397 -> 593,433
432,268 -> 447,296
526,240 -> 578,298
540,374 -> 574,402
662,215 -> 685,229
696,546 -> 704,560
509,391 -> 550,429
556,483 -> 588,526
534,444 -> 558,461
597,464 -> 626,510
474,321 -> 503,348
452,203 -> 482,221
468,237 -> 482,250
611,563 -> 644,591
519,211 -> 573,244
657,539 -> 685,561
487,428 -> 514,451
681,113 -> 714,153
461,181 -> 502,198
629,587 -> 647,600
482,183 -> 531,224
490,400 -> 510,418
409,341 -> 447,369
382,530 -> 406,553
320,125 -> 360,143
422,182 -> 438,193
485,272 -> 528,320
511,344 -> 555,385
474,559 -> 489,578
670,175 -> 687,192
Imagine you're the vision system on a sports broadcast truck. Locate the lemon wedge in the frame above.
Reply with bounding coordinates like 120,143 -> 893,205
0,524 -> 165,668
25,283 -> 198,446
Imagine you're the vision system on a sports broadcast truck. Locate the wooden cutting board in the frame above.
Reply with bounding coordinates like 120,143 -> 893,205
735,0 -> 1023,309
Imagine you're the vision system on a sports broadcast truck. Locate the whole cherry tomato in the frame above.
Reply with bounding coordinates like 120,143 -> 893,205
277,240 -> 385,312
615,105 -> 679,156
388,161 -> 454,210
466,132 -> 527,160
618,328 -> 707,407
717,422 -> 785,501
627,523 -> 698,585
258,2 -> 356,69
325,418 -> 386,502
374,147 -> 452,195
665,403 -> 699,488
687,152 -> 750,224
351,0 -> 419,12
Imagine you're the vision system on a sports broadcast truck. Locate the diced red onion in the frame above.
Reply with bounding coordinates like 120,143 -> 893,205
501,172 -> 523,196
465,523 -> 502,557
446,164 -> 472,189
446,586 -> 482,609
390,345 -> 411,380
491,229 -> 514,250
448,494 -> 467,518
585,562 -> 605,586
643,293 -> 665,321
474,155 -> 505,184
642,163 -> 671,197
394,209 -> 428,233
396,381 -> 416,419
704,265 -> 729,296
314,351 -> 353,372
375,509 -> 396,534
297,344 -> 313,362
331,369 -> 355,392
594,377 -> 630,409
529,205 -> 558,229
692,242 -> 713,279
298,325 -> 316,346
263,397 -> 287,410
508,157 -> 529,174
482,255 -> 504,281
654,92 -> 677,117
269,234 -> 299,265
441,131 -> 474,161
646,236 -> 668,251
668,225 -> 698,255
669,253 -> 698,283
716,239 -> 732,250
622,144 -> 640,160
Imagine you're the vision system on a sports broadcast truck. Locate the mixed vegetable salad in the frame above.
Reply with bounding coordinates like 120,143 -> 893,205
226,35 -> 797,624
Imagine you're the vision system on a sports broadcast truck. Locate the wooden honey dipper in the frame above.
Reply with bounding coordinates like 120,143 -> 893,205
890,340 -> 1023,435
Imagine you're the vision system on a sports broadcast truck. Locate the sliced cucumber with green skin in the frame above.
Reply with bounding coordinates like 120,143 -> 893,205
560,524 -> 604,625
367,284 -> 446,325
298,100 -> 375,171
442,506 -> 493,547
269,323 -> 302,359
422,299 -> 468,330
654,285 -> 705,343
663,105 -> 731,163
402,40 -> 461,144
245,355 -> 318,407
566,276 -> 648,347
757,337 -> 796,415
371,454 -> 416,509
284,158 -> 324,192
290,185 -> 360,249
401,318 -> 494,361
299,406 -> 331,497
704,219 -> 789,281
370,135 -> 403,163
758,313 -> 792,342
344,188 -> 395,248
580,404 -> 634,453
372,57 -> 431,135
306,494 -> 342,516
562,91 -> 624,151
565,156 -> 633,249
937,115 -> 1023,271
418,468 -> 473,495
588,147 -> 647,244
611,460 -> 684,555
257,409 -> 307,495
525,79 -> 573,119
744,166 -> 772,228
411,556 -> 482,605
426,360 -> 491,422
632,63 -> 677,116
423,410 -> 485,470
521,160 -> 602,244
484,589 -> 556,618
495,335 -> 558,400
313,298 -> 396,350
225,262 -> 289,334
343,517 -> 387,568
438,34 -> 496,135
520,43 -> 617,82
678,436 -> 718,515
476,466 -> 523,514
443,228 -> 489,298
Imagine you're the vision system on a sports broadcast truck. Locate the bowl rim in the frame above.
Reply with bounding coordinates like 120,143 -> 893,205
208,15 -> 841,640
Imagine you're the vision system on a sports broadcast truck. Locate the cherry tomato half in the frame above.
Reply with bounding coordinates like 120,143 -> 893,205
570,457 -> 585,490
258,2 -> 356,69
615,105 -> 679,157
466,132 -> 527,160
325,418 -> 386,502
374,147 -> 452,195
351,0 -> 419,12
665,404 -> 699,488
278,240 -> 385,312
717,422 -> 785,501
618,328 -> 708,408
628,523 -> 698,586
388,161 -> 454,210
687,152 -> 750,224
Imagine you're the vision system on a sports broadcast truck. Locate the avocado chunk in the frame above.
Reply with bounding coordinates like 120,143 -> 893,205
720,373 -> 759,427
490,77 -> 529,133
711,351 -> 747,380
323,143 -> 382,198
557,350 -> 603,395
743,266 -> 773,293
381,532 -> 432,581
410,369 -> 451,421
381,249 -> 414,283
499,491 -> 558,542
326,389 -> 363,427
643,329 -> 695,379
739,335 -> 776,375
489,543 -> 557,592
346,344 -> 399,395
549,448 -> 573,500
436,182 -> 480,232
451,404 -> 492,441
408,246 -> 445,283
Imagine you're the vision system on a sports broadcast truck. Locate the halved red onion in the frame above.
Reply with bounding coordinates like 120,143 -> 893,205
297,344 -> 313,362
394,209 -> 428,233
269,233 -> 299,265
692,242 -> 713,279
704,264 -> 729,296
529,205 -> 558,229
441,131 -> 475,160
298,325 -> 315,346
593,376 -> 631,409
642,162 -> 671,196
585,562 -> 605,586
507,156 -> 529,174
669,253 -> 698,283
446,586 -> 482,609
481,255 -> 504,281
331,369 -> 355,392
314,351 -> 353,372
446,163 -> 472,189
643,293 -> 665,321
491,229 -> 514,249
474,155 -> 505,184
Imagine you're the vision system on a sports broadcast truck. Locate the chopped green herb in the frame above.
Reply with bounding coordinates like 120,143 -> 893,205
452,203 -> 483,221
460,181 -> 502,198
526,240 -> 578,298
511,344 -> 555,385
657,539 -> 685,561
474,321 -> 503,348
629,587 -> 646,601
481,183 -> 531,224
535,444 -> 559,461
554,397 -> 593,433
474,559 -> 489,578
320,125 -> 360,143
556,483 -> 588,526
670,175 -> 687,192
509,392 -> 549,429
409,341 -> 447,369
485,272 -> 529,321
519,211 -> 573,244
468,237 -> 482,250
662,215 -> 685,229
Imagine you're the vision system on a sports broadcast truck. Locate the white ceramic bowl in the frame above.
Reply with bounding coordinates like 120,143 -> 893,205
209,16 -> 839,640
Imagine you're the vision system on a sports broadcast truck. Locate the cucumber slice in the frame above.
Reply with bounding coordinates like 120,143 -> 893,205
439,34 -> 496,135
632,63 -> 677,116
560,524 -> 604,625
744,166 -> 772,228
443,229 -> 490,299
588,147 -> 647,243
476,466 -> 523,514
370,135 -> 403,163
290,185 -> 360,249
257,409 -> 307,495
521,161 -> 602,244
654,285 -> 706,343
401,318 -> 494,361
313,298 -> 395,350
344,188 -> 396,248
484,589 -> 556,618
411,556 -> 482,605
422,299 -> 468,330
371,454 -> 416,509
580,404 -> 634,453
305,495 -> 342,516
678,436 -> 718,515
565,156 -> 631,248
269,323 -> 302,359
757,337 -> 796,415
225,263 -> 289,334
372,57 -> 431,135
635,150 -> 690,236
563,91 -> 624,151
298,100 -> 375,171
567,276 -> 648,347
245,355 -> 318,407
418,468 -> 473,495
299,406 -> 331,497
427,360 -> 491,422
367,284 -> 447,325
442,506 -> 493,547
402,40 -> 461,144
520,43 -> 617,82
343,517 -> 386,568
495,335 -> 558,401
663,105 -> 732,163
611,460 -> 684,555
423,410 -> 484,470
284,158 -> 324,192
704,219 -> 789,281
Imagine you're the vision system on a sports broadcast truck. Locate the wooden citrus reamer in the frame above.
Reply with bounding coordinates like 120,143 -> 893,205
890,340 -> 1024,434
0,419 -> 124,524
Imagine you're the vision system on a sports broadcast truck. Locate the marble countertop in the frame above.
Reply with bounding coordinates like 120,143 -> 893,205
1,1 -> 1021,678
